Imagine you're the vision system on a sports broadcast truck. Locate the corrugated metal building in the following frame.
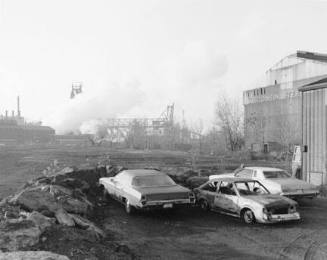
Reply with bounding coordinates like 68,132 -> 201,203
300,78 -> 327,185
244,51 -> 327,152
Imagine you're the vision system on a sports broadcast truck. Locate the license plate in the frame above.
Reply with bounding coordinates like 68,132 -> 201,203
163,203 -> 173,209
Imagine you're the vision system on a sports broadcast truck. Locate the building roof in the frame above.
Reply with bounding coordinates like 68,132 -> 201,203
296,51 -> 327,63
299,77 -> 327,92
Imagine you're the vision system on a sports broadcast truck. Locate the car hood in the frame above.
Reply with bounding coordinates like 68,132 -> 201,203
245,194 -> 296,207
267,178 -> 317,191
133,185 -> 190,195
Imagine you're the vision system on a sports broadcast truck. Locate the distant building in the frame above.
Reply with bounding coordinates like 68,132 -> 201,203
243,51 -> 327,153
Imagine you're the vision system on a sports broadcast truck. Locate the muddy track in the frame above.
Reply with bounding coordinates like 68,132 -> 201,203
278,231 -> 318,260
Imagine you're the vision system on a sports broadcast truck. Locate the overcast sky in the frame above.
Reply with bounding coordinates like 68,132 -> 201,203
0,0 -> 327,133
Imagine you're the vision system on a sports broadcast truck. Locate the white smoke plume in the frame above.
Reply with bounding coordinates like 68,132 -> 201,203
45,80 -> 145,134
44,41 -> 228,134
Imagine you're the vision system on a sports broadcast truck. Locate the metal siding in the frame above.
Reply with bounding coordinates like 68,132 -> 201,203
302,87 -> 327,185
311,91 -> 315,180
302,92 -> 308,179
313,91 -> 319,172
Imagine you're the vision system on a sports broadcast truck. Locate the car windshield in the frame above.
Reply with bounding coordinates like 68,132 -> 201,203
263,170 -> 291,179
234,181 -> 269,196
132,175 -> 176,187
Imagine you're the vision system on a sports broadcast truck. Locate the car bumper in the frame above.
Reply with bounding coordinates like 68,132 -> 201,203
281,190 -> 319,199
137,198 -> 195,210
262,212 -> 300,223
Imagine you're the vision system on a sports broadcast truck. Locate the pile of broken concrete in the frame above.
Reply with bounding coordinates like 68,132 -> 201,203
0,164 -> 121,259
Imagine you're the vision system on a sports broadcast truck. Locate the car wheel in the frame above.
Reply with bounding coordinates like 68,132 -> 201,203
199,199 -> 210,211
125,199 -> 134,215
242,209 -> 255,224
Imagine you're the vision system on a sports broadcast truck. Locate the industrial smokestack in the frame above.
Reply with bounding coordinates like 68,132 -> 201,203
12,110 -> 14,117
17,96 -> 21,117
5,110 -> 8,118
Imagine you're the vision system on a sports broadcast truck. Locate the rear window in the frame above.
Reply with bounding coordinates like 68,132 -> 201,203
132,175 -> 176,187
263,171 -> 291,179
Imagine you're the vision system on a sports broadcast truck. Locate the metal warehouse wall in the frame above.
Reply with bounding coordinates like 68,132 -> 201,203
302,87 -> 327,185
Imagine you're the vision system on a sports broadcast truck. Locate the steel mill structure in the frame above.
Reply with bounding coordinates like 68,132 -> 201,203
0,96 -> 55,145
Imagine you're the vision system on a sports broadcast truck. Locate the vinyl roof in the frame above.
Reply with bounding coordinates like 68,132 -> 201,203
209,177 -> 257,182
119,169 -> 165,177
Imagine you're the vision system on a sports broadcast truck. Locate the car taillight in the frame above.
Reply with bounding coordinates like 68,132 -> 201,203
289,205 -> 296,213
141,195 -> 147,205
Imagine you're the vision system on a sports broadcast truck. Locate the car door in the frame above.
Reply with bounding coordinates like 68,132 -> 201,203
214,181 -> 239,214
200,181 -> 218,207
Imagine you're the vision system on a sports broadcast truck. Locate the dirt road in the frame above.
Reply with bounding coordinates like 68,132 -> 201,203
100,198 -> 327,260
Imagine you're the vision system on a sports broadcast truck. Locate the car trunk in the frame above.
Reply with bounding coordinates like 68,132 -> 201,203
134,185 -> 190,201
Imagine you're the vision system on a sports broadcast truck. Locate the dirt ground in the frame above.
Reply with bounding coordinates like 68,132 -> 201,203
1,144 -> 326,260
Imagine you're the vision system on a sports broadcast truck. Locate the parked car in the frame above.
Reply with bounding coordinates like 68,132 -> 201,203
210,166 -> 319,199
194,177 -> 300,224
99,169 -> 195,214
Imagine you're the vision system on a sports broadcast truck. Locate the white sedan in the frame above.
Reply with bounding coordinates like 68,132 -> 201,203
210,167 -> 319,199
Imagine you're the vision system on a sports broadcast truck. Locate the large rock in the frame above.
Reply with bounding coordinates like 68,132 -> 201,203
9,186 -> 60,213
26,211 -> 55,232
55,208 -> 75,227
0,251 -> 70,260
69,214 -> 104,238
0,220 -> 42,251
59,196 -> 89,215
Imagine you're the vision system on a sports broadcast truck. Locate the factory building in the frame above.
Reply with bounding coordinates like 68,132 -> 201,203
299,78 -> 327,185
244,51 -> 327,153
0,97 -> 55,145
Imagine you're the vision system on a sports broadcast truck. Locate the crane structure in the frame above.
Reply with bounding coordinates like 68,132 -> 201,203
95,104 -> 175,143
70,83 -> 83,99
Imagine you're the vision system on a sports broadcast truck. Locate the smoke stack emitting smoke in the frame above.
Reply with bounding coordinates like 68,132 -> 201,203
43,42 -> 228,134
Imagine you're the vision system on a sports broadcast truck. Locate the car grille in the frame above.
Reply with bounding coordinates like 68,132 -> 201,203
146,192 -> 189,201
270,207 -> 289,215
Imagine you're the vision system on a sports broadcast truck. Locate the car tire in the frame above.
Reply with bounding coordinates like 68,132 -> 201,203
199,199 -> 210,211
103,189 -> 109,202
125,199 -> 134,215
242,209 -> 255,224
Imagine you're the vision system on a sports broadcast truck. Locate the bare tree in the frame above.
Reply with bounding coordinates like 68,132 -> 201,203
274,115 -> 301,151
215,96 -> 244,151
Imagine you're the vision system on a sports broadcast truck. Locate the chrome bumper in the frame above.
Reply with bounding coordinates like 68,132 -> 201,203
263,212 -> 300,223
281,190 -> 319,198
138,198 -> 195,209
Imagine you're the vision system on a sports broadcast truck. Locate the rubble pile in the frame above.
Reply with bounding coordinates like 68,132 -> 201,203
0,162 -> 127,259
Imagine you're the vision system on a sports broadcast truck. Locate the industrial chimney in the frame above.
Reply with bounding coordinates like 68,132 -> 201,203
17,96 -> 21,117
5,110 -> 8,118
12,110 -> 14,117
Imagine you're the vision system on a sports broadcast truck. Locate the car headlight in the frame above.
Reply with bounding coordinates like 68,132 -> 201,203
263,208 -> 272,220
289,205 -> 296,213
263,208 -> 271,215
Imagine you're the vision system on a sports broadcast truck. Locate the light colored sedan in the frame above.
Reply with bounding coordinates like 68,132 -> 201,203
194,177 -> 300,224
99,169 -> 195,214
210,167 -> 319,199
